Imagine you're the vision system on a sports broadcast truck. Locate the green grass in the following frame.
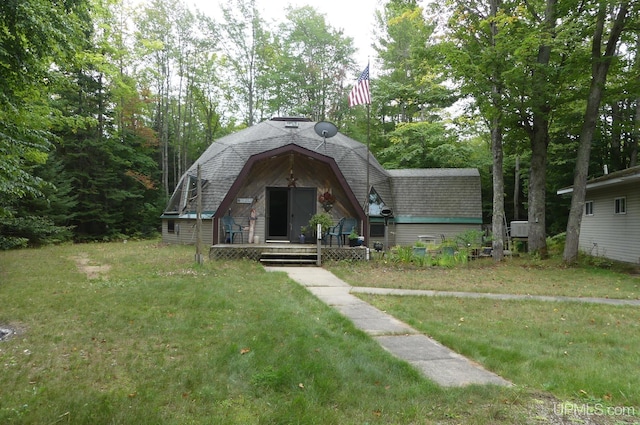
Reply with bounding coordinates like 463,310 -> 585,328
1,241 -> 638,424
357,294 -> 640,407
1,241 -> 532,424
328,256 -> 640,299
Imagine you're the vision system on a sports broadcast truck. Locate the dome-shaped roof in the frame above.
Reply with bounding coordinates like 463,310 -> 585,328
166,118 -> 392,214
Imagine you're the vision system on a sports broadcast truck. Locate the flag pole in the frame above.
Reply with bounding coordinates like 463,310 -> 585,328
348,61 -> 372,245
365,59 -> 371,246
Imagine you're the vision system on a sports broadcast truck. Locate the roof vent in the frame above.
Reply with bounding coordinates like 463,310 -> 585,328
271,116 -> 305,128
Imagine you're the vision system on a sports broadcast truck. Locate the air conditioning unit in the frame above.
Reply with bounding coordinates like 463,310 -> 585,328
510,221 -> 528,238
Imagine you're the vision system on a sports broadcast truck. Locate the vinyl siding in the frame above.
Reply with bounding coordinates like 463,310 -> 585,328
579,182 -> 640,264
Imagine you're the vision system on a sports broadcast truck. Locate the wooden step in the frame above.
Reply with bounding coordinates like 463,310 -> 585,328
259,250 -> 318,266
260,258 -> 317,265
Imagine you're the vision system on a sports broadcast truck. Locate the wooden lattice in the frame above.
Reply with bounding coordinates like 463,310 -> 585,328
209,245 -> 367,263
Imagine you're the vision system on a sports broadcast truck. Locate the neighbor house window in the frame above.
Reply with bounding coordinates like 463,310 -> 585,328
584,201 -> 594,216
614,197 -> 626,214
167,220 -> 176,233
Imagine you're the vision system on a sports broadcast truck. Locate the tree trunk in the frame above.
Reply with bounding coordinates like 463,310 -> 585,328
513,156 -> 520,221
528,128 -> 548,257
527,0 -> 556,257
610,101 -> 622,170
492,121 -> 505,261
564,1 -> 629,264
490,0 -> 505,261
632,96 -> 640,167
631,34 -> 640,168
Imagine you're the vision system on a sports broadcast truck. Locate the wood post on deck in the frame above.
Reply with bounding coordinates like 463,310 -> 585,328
316,223 -> 322,266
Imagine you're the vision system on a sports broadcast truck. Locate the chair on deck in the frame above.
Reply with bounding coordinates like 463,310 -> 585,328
222,215 -> 244,244
340,218 -> 358,245
326,218 -> 344,247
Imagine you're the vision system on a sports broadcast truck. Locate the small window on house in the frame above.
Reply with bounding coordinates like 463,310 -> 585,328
368,187 -> 387,216
614,197 -> 626,214
167,220 -> 176,233
370,223 -> 385,237
584,201 -> 593,216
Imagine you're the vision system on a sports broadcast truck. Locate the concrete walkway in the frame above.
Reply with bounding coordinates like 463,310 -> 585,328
266,266 -> 512,387
349,287 -> 640,306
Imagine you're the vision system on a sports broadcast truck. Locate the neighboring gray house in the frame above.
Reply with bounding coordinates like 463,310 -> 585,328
558,165 -> 640,264
161,117 -> 483,247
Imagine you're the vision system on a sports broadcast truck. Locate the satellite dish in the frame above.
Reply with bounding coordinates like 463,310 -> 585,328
314,121 -> 338,151
314,121 -> 338,138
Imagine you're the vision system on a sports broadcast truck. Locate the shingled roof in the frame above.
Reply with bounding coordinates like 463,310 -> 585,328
165,118 -> 392,215
164,118 -> 482,224
387,169 -> 482,221
557,164 -> 640,195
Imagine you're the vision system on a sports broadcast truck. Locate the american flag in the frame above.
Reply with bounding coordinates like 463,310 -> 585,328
348,65 -> 371,107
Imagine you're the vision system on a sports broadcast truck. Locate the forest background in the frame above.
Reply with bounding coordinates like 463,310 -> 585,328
1,0 -> 638,262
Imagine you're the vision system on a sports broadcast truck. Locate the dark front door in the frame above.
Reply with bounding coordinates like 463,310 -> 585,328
290,188 -> 315,242
266,187 -> 316,242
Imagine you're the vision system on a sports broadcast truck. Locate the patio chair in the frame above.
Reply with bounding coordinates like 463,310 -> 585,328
326,217 -> 344,247
340,217 -> 358,245
222,215 -> 244,244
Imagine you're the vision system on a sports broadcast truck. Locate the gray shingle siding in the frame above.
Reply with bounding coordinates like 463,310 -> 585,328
388,169 -> 482,220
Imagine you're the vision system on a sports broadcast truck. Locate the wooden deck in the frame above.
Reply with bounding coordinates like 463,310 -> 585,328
209,243 -> 368,265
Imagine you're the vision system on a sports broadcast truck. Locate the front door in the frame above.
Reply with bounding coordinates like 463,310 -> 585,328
290,188 -> 315,242
266,187 -> 316,242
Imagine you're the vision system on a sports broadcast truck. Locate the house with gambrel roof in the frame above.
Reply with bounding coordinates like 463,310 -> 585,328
161,117 -> 483,248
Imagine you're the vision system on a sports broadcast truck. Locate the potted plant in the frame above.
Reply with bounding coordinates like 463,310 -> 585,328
412,240 -> 427,257
308,213 -> 333,240
440,238 -> 456,256
299,226 -> 308,244
348,228 -> 360,247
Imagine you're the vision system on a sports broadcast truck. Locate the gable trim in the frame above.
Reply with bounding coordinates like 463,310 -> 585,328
213,143 -> 367,241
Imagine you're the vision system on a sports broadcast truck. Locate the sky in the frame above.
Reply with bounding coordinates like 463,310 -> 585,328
187,0 -> 381,71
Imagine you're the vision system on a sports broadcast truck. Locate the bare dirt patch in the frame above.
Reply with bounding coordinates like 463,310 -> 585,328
0,322 -> 25,342
71,253 -> 111,279
0,327 -> 14,341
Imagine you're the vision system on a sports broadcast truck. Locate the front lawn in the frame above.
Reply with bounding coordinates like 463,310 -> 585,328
328,256 -> 640,299
0,241 -> 638,424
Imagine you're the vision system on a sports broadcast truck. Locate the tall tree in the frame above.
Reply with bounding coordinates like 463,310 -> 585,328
488,0 -> 506,261
0,0 -> 89,247
136,0 -> 178,197
374,0 -> 454,126
277,6 -> 356,121
220,0 -> 269,126
442,0 -> 512,259
525,0 -> 557,257
373,0 -> 457,177
563,1 -> 632,263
